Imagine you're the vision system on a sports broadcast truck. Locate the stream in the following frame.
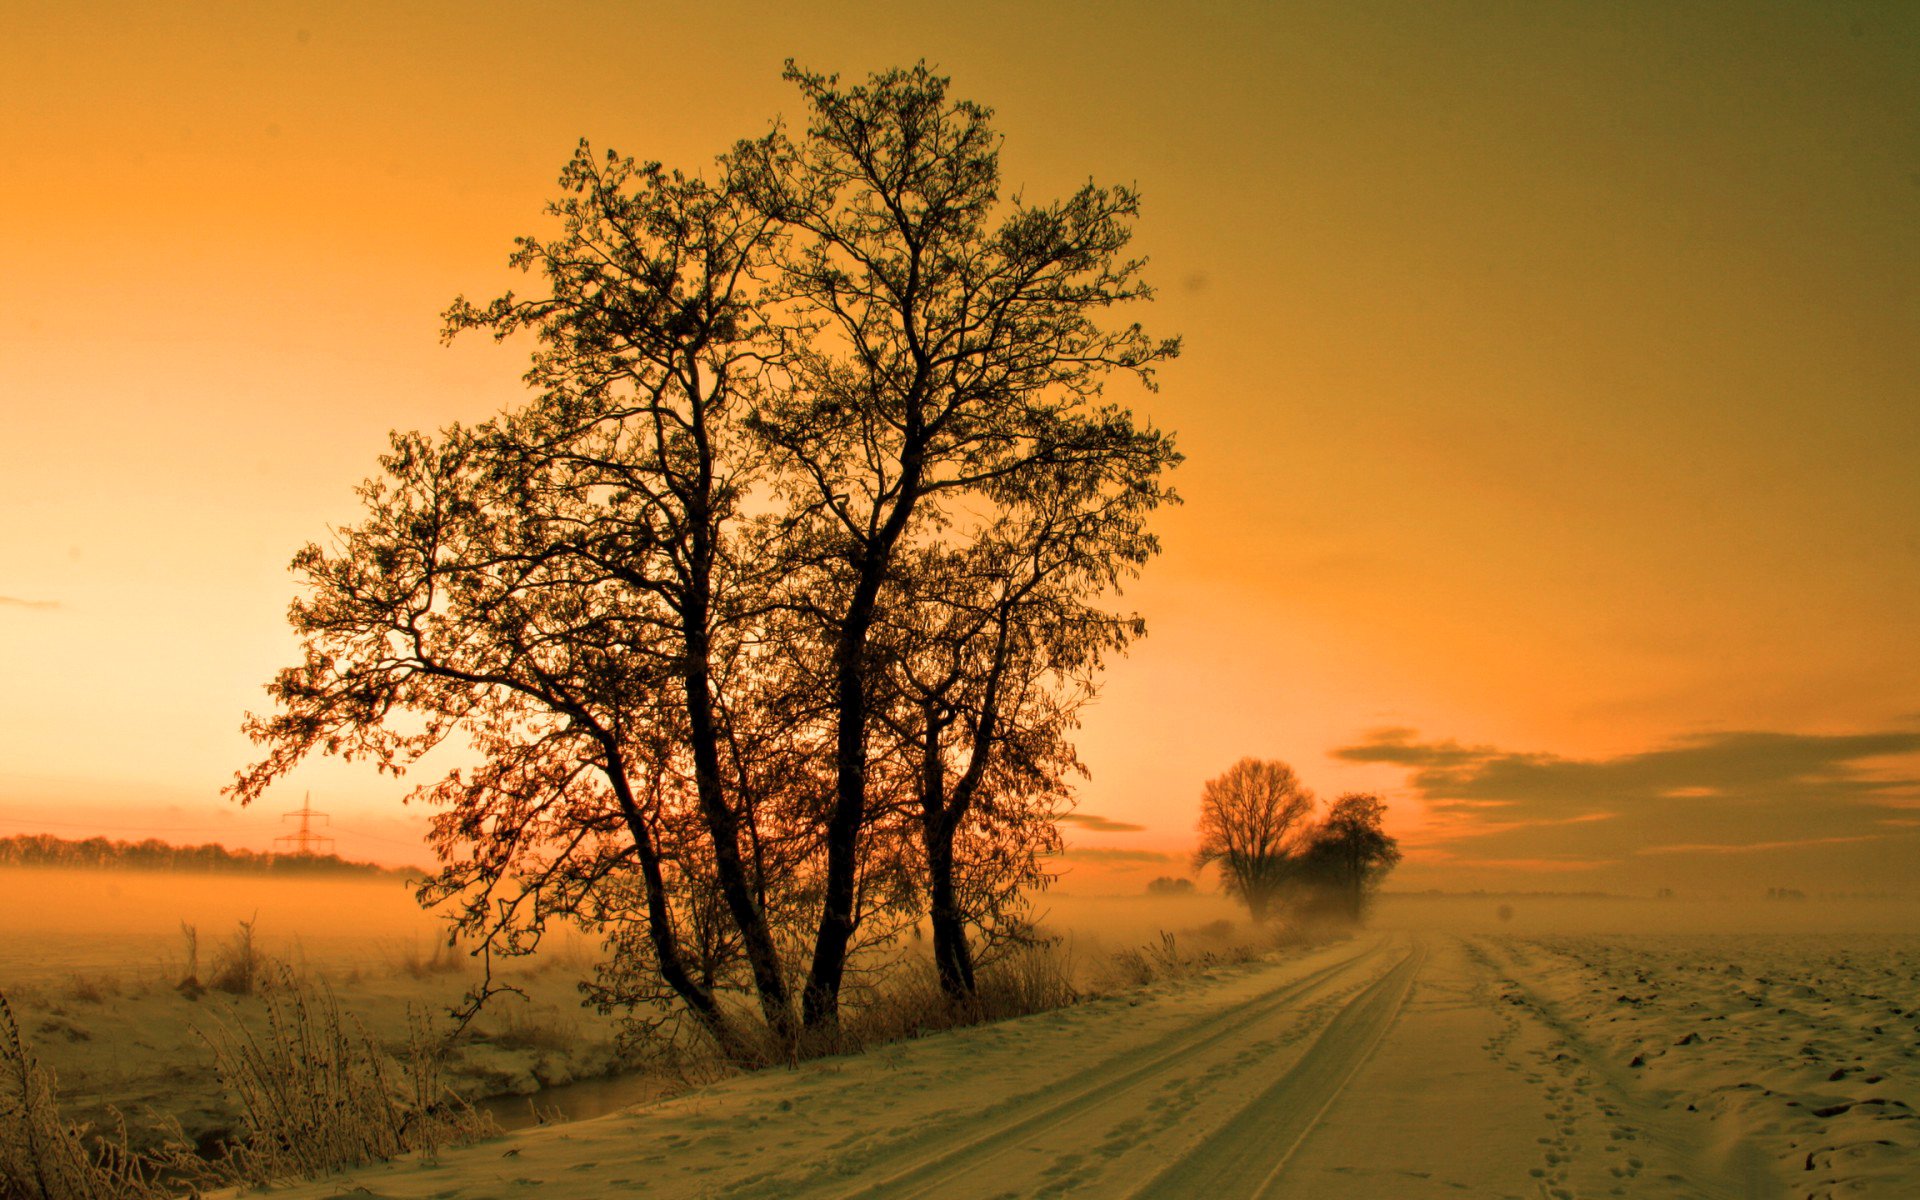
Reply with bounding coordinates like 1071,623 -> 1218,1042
474,1068 -> 682,1132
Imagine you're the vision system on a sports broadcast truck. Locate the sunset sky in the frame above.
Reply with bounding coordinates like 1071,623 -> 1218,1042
3,1 -> 1915,893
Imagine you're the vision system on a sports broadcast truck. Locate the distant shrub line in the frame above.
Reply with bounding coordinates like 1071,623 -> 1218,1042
0,834 -> 415,878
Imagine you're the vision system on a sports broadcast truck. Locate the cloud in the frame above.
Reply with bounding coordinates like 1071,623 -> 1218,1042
1334,726 -> 1920,871
1445,856 -> 1620,873
1053,847 -> 1179,864
1058,812 -> 1147,833
1635,835 -> 1877,856
0,596 -> 59,611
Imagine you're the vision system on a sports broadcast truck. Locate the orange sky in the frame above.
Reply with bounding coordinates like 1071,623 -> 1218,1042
3,1 -> 1916,893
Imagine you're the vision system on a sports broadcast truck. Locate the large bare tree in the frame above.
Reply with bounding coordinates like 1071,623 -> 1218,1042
742,62 -> 1179,1030
1194,759 -> 1316,922
232,147 -> 802,1055
234,63 -> 1179,1049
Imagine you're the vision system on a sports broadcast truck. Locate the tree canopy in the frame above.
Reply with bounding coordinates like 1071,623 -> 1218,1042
232,62 -> 1178,1053
1299,792 -> 1404,921
1193,759 -> 1316,922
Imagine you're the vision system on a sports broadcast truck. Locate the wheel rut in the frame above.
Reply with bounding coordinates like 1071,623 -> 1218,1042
1126,937 -> 1427,1199
759,938 -> 1403,1199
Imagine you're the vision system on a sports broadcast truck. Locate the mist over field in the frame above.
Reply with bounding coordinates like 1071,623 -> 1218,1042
5,2 -> 1917,1196
8,867 -> 1917,987
6,867 -> 1918,1196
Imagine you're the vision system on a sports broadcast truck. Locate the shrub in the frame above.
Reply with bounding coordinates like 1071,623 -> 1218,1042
208,916 -> 264,996
175,923 -> 203,999
0,990 -> 195,1200
393,938 -> 464,980
203,967 -> 495,1179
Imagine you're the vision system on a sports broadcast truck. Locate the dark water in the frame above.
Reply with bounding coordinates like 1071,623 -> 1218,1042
475,1069 -> 677,1132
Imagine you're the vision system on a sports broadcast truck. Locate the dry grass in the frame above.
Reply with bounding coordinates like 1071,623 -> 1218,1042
390,938 -> 465,981
482,1002 -> 582,1055
203,966 -> 495,1180
662,939 -> 1084,1070
57,977 -> 114,1007
0,990 -> 197,1200
207,916 -> 264,997
174,924 -> 201,999
1,968 -> 496,1199
1092,923 -> 1305,993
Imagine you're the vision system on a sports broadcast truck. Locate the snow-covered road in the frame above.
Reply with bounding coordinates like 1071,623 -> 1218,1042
253,928 -> 1920,1197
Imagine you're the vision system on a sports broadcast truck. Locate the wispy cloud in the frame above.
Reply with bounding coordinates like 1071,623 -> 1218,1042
1635,835 -> 1877,856
1445,856 -> 1620,873
0,596 -> 60,611
1058,812 -> 1147,833
1055,846 -> 1178,864
1334,726 -> 1920,869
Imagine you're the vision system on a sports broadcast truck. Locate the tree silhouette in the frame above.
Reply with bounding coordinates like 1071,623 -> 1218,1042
737,62 -> 1177,1028
233,147 -> 804,1053
878,455 -> 1166,1001
1300,791 -> 1402,921
233,62 -> 1177,1049
1193,759 -> 1315,922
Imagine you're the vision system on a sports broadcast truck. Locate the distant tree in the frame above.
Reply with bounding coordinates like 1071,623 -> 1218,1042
1299,792 -> 1402,921
0,833 -> 408,877
1146,876 -> 1196,896
1193,759 -> 1315,921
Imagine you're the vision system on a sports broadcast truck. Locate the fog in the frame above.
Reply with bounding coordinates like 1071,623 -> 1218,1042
0,867 -> 441,985
5,869 -> 1918,993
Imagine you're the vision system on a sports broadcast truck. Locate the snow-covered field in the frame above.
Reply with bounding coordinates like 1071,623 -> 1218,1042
230,927 -> 1918,1199
0,869 -> 622,1145
5,870 -> 1917,1197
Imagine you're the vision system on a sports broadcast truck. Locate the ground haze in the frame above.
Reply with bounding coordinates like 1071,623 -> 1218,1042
3,869 -> 1915,1195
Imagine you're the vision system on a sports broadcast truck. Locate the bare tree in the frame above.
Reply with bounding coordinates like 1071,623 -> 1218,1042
440,142 -> 814,1046
231,146 -> 801,1056
232,62 -> 1179,1050
1193,759 -> 1316,922
741,62 -> 1179,1031
878,444 -> 1171,1002
1299,792 -> 1402,922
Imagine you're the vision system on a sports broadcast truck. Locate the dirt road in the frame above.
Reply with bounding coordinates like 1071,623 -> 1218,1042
750,932 -> 1771,1199
265,928 -> 1850,1199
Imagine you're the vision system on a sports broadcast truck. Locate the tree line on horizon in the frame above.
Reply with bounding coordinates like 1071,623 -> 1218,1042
232,64 -> 1180,1059
0,833 -> 410,878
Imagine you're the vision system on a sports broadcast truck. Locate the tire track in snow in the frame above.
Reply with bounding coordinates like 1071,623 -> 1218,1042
768,937 -> 1401,1199
1125,936 -> 1427,1199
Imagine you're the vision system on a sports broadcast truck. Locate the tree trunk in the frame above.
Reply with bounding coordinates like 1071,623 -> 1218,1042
1245,884 -> 1270,924
926,830 -> 976,1002
681,399 -> 798,1046
920,715 -> 977,1003
685,640 -> 796,1044
602,753 -> 741,1054
804,456 -> 926,1033
802,615 -> 874,1032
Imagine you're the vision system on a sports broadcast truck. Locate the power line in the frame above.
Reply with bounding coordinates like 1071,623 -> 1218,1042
0,815 -> 251,835
0,810 -> 428,848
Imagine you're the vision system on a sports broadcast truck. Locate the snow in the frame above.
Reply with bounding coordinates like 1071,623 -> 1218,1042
220,927 -> 1920,1198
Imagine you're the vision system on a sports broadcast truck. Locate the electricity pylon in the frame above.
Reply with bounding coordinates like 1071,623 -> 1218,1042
274,793 -> 335,857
